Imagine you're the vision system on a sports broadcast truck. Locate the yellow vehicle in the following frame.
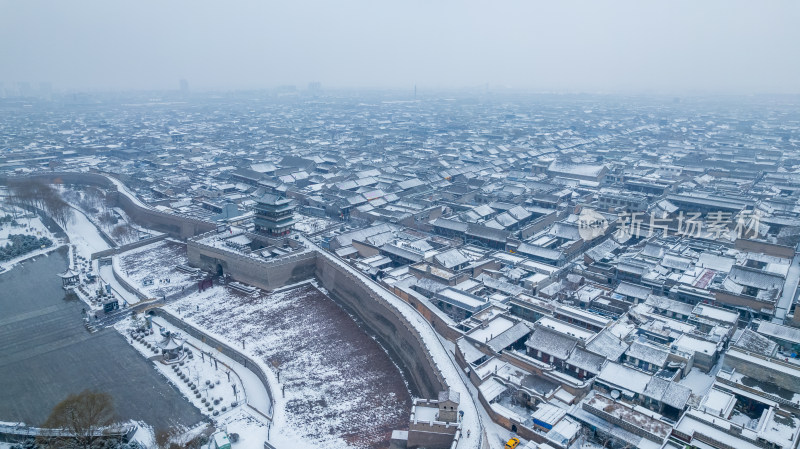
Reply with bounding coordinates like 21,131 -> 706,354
505,437 -> 520,449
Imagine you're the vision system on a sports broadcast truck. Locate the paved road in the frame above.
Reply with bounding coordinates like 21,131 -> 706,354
773,251 -> 800,324
0,248 -> 204,429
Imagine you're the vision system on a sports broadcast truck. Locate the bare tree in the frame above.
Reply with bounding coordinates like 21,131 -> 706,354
111,224 -> 136,244
41,390 -> 115,448
576,425 -> 592,448
8,179 -> 38,211
154,425 -> 209,449
597,432 -> 614,449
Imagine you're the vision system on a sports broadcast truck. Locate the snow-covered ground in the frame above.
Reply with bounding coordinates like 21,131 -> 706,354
302,237 -> 486,449
115,313 -> 276,448
60,206 -> 139,309
164,282 -> 411,449
127,421 -> 156,448
60,185 -> 155,246
62,206 -> 111,260
214,408 -> 270,449
99,262 -> 142,305
116,239 -> 199,298
116,318 -> 253,422
0,209 -> 62,272
0,212 -> 54,245
293,214 -> 337,235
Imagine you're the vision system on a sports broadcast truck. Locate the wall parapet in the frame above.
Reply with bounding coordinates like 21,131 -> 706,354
109,256 -> 149,301
314,252 -> 448,397
91,233 -> 168,260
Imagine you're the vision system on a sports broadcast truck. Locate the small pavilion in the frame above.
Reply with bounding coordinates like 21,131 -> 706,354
57,269 -> 80,287
157,330 -> 186,362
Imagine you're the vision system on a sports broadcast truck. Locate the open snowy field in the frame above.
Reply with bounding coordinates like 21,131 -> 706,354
0,214 -> 54,245
62,206 -> 111,259
165,282 -> 411,449
60,186 -> 156,246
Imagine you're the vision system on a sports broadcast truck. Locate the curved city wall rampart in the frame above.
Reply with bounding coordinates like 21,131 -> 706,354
2,171 -> 449,403
1,171 -> 216,239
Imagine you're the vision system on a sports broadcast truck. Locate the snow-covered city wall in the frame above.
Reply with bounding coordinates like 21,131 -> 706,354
314,252 -> 448,398
185,235 -> 449,400
91,232 -> 168,260
187,236 -> 317,289
0,171 -> 216,239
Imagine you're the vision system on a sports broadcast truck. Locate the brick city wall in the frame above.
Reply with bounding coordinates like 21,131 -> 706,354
110,190 -> 215,239
185,239 -> 448,399
713,290 -> 774,315
734,239 -> 795,259
392,285 -> 464,342
407,426 -> 458,449
723,349 -> 800,395
187,238 -> 317,289
315,255 -> 447,399
91,233 -> 169,259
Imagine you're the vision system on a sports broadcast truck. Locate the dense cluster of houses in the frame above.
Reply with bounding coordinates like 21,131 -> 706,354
3,91 -> 800,449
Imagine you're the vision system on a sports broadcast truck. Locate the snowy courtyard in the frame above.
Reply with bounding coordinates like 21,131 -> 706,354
165,282 -> 412,449
117,239 -> 201,298
293,213 -> 338,235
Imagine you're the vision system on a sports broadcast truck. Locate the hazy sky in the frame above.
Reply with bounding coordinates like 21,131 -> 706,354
1,0 -> 798,93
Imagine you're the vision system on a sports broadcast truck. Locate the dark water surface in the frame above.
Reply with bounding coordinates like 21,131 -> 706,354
0,247 -> 204,429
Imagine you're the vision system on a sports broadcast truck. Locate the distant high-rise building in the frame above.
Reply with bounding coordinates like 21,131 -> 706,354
308,82 -> 321,93
180,79 -> 189,93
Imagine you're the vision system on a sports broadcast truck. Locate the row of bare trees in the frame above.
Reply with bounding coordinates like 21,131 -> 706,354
62,186 -> 108,217
110,224 -> 139,244
7,179 -> 73,229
